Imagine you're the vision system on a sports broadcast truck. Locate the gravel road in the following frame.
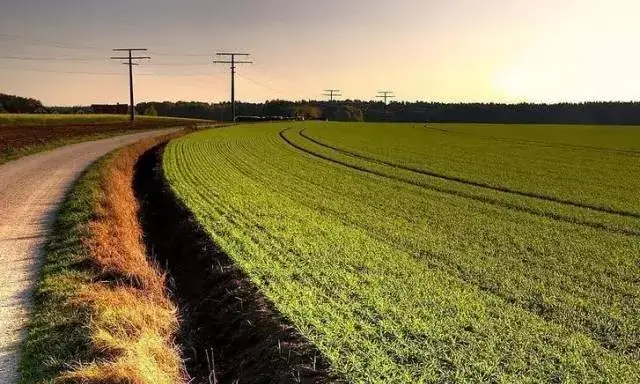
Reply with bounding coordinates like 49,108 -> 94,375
0,130 -> 177,383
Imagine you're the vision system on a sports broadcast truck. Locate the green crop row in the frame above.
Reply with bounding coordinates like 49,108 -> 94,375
303,123 -> 640,215
164,122 -> 640,382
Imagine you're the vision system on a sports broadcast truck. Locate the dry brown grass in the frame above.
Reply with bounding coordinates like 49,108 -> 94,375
55,134 -> 186,384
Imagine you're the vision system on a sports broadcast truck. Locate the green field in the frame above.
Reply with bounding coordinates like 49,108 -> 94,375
164,122 -> 640,382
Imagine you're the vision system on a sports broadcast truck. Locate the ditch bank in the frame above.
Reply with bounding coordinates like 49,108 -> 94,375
133,143 -> 336,383
18,133 -> 186,383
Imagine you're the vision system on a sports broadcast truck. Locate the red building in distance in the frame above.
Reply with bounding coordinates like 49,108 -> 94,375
90,103 -> 129,115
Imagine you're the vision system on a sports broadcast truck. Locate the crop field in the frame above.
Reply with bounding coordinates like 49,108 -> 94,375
0,113 -> 202,127
0,114 -> 208,164
164,122 -> 640,382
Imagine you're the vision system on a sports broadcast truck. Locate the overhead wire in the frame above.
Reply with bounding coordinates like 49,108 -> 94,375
0,32 -> 321,99
151,51 -> 212,57
236,72 -> 289,97
0,55 -> 105,62
0,66 -> 121,76
0,65 -> 231,79
0,32 -> 106,51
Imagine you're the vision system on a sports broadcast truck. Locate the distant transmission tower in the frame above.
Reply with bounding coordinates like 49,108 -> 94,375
376,91 -> 395,104
323,89 -> 342,102
213,52 -> 252,122
110,48 -> 150,122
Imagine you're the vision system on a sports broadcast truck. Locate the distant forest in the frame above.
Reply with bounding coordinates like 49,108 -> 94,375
0,93 -> 45,113
137,100 -> 640,125
2,93 -> 640,125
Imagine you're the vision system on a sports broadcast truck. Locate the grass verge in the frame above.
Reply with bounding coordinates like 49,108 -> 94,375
19,133 -> 186,383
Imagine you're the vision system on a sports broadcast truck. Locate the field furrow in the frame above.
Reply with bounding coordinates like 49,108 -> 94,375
281,127 -> 640,237
299,128 -> 640,219
164,122 -> 640,383
304,123 -> 640,214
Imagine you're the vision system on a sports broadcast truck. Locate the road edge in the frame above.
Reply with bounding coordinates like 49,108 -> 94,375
18,133 -> 186,383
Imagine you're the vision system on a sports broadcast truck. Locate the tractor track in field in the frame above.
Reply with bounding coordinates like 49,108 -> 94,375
298,129 -> 640,220
424,125 -> 640,157
279,128 -> 640,238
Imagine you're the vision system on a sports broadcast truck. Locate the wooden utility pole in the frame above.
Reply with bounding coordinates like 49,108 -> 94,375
376,91 -> 395,104
323,89 -> 342,102
110,48 -> 150,122
213,52 -> 252,122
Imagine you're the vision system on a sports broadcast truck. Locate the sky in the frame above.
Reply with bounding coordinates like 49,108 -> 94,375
0,0 -> 639,105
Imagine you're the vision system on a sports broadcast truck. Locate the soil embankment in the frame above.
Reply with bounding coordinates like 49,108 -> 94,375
134,144 -> 335,383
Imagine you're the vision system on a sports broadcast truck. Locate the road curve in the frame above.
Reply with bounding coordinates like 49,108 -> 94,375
0,129 -> 178,383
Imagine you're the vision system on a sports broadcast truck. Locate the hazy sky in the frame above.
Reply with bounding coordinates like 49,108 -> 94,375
1,0 -> 639,105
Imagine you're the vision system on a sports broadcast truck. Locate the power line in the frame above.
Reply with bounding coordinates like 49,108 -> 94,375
0,55 -> 105,62
251,61 -> 296,84
146,62 -> 213,67
138,72 -> 227,81
0,65 -> 227,79
213,52 -> 252,122
250,64 -> 317,99
236,73 -> 288,96
0,32 -> 105,51
323,89 -> 342,102
152,51 -> 212,57
0,66 -> 121,76
0,33 -> 220,58
110,48 -> 151,122
376,91 -> 395,104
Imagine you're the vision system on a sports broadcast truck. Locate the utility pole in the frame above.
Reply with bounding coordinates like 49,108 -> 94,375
376,91 -> 395,105
110,48 -> 150,123
213,52 -> 252,122
323,89 -> 342,102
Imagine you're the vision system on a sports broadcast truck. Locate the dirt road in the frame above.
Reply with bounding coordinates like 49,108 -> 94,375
0,130 -> 177,383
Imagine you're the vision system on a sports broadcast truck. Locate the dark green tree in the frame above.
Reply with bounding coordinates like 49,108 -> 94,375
332,105 -> 364,122
144,105 -> 158,116
0,93 -> 44,113
294,104 -> 323,120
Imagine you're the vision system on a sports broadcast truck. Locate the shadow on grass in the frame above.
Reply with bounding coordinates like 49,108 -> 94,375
134,144 -> 338,383
18,160 -> 103,383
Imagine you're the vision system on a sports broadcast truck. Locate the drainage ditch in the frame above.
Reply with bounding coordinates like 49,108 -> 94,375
133,143 -> 335,383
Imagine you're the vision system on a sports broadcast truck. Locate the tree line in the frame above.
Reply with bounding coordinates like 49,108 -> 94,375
136,100 -> 640,125
0,93 -> 45,113
3,93 -> 640,125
